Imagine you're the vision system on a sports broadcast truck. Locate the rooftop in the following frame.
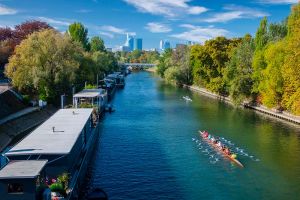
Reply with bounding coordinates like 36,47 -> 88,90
0,160 -> 48,179
5,108 -> 93,156
73,89 -> 106,98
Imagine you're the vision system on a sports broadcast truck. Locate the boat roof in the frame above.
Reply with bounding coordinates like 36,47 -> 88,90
107,74 -> 118,78
0,160 -> 48,179
5,109 -> 93,156
73,89 -> 106,98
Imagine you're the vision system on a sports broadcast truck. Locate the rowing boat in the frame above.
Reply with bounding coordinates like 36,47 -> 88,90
183,96 -> 192,101
199,131 -> 244,168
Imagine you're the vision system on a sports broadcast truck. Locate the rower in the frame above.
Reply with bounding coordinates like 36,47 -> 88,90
217,141 -> 222,147
211,137 -> 216,143
224,147 -> 231,155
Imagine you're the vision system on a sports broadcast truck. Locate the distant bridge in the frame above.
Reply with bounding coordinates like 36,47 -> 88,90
119,63 -> 156,68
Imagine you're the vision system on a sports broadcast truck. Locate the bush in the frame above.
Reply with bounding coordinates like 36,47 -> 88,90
22,94 -> 30,105
85,84 -> 97,89
49,183 -> 65,196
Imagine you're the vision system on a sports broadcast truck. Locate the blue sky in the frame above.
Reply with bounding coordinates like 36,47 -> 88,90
0,0 -> 298,49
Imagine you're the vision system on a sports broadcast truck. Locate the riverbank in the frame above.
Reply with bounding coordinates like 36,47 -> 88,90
183,84 -> 300,125
144,67 -> 157,73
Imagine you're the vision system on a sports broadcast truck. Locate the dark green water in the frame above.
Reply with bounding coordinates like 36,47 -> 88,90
83,72 -> 300,200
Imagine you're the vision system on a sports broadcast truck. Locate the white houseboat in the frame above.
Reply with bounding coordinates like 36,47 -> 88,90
0,108 -> 100,200
73,88 -> 107,114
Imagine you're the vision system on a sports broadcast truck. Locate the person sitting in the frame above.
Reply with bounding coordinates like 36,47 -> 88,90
224,148 -> 231,155
211,137 -> 216,143
231,154 -> 237,159
217,141 -> 222,147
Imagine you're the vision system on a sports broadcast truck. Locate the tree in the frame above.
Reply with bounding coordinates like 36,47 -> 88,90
191,37 -> 240,94
281,3 -> 300,114
14,20 -> 51,44
92,51 -> 118,77
157,48 -> 172,77
90,36 -> 105,52
0,39 -> 14,66
68,22 -> 89,50
259,41 -> 285,108
0,27 -> 13,41
171,45 -> 192,85
190,44 -> 213,87
255,17 -> 269,50
0,21 -> 51,67
252,17 -> 269,95
224,35 -> 255,104
5,29 -> 83,102
268,21 -> 287,42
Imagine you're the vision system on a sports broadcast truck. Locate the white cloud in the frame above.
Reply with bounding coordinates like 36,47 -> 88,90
0,4 -> 17,15
170,24 -> 228,43
145,22 -> 172,33
99,31 -> 114,38
38,17 -> 71,26
258,0 -> 298,4
76,9 -> 92,13
99,25 -> 126,34
202,5 -> 269,23
123,0 -> 208,18
98,25 -> 136,36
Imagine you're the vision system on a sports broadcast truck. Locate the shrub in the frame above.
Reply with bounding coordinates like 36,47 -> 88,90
49,183 -> 65,196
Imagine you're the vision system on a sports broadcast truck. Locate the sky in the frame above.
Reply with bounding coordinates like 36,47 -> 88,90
0,0 -> 298,49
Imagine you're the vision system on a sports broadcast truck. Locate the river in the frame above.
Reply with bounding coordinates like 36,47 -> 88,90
82,72 -> 300,200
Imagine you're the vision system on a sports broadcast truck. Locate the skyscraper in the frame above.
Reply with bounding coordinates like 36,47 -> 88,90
164,41 -> 171,49
160,40 -> 171,51
134,38 -> 143,51
159,40 -> 164,50
125,33 -> 134,51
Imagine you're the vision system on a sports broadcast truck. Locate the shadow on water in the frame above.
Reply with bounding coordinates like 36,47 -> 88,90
80,72 -> 185,200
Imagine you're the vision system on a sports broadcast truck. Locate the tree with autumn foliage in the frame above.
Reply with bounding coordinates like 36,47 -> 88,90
0,21 -> 51,67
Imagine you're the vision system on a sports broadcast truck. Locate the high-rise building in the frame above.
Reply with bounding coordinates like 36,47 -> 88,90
164,41 -> 171,49
124,33 -> 134,51
134,38 -> 143,51
119,45 -> 130,52
160,40 -> 171,51
159,40 -> 164,50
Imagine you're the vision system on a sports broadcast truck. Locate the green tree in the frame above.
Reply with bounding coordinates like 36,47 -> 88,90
190,44 -> 212,87
192,37 -> 240,94
5,29 -> 83,102
252,17 -> 269,94
68,22 -> 89,50
281,3 -> 300,114
90,36 -> 105,52
259,41 -> 286,108
224,35 -> 255,104
92,51 -> 118,77
255,17 -> 269,50
157,48 -> 172,77
171,45 -> 192,85
268,21 -> 287,42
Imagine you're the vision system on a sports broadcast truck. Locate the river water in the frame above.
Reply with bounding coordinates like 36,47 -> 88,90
82,72 -> 300,200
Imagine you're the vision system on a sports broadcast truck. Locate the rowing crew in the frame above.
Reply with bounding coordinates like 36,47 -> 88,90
202,131 -> 237,159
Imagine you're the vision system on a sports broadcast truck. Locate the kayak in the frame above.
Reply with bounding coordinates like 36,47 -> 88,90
199,131 -> 244,168
183,96 -> 192,101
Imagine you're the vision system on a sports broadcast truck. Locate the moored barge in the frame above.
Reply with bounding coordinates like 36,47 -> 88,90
0,108 -> 100,200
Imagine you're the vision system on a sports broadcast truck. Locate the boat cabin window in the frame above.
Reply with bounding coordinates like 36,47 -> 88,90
7,183 -> 24,194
